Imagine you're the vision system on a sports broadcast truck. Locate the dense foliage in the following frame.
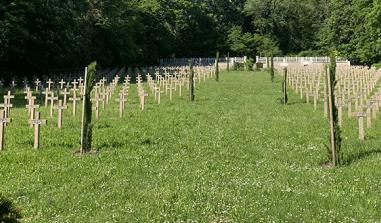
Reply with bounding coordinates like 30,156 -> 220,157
0,194 -> 21,223
0,0 -> 379,72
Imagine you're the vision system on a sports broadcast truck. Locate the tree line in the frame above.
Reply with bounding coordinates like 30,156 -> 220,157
0,0 -> 379,74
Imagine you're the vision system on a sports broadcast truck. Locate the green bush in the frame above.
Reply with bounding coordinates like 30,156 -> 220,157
244,58 -> 254,71
372,62 -> 381,69
298,49 -> 322,57
0,195 -> 21,223
233,62 -> 245,71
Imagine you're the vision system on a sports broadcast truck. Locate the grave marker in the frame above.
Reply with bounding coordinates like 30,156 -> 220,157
69,91 -> 80,116
0,110 -> 11,151
55,100 -> 67,128
48,93 -> 58,118
29,112 -> 47,149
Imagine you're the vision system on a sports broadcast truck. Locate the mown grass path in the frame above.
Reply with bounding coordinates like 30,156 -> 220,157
0,71 -> 381,222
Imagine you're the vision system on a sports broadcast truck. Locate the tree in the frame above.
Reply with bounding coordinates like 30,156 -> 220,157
326,51 -> 341,166
244,0 -> 328,54
319,0 -> 381,65
228,26 -> 259,58
80,61 -> 96,154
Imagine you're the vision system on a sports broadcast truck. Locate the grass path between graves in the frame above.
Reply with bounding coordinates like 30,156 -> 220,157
1,71 -> 381,222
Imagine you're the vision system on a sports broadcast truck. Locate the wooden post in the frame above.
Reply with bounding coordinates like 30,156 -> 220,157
189,60 -> 195,101
215,51 -> 220,81
270,54 -> 274,82
0,110 -> 11,151
227,52 -> 230,72
324,83 -> 328,117
326,52 -> 341,167
55,100 -> 67,129
283,67 -> 288,105
80,67 -> 88,154
29,112 -> 47,149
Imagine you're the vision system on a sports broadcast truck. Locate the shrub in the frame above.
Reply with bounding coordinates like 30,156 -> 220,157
244,58 -> 254,71
372,62 -> 381,69
0,195 -> 21,223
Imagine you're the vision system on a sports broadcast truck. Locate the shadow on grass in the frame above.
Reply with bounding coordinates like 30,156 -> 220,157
341,148 -> 381,166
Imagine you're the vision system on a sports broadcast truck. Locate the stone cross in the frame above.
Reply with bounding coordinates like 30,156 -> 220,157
29,112 -> 47,149
55,100 -> 67,129
0,110 -> 11,151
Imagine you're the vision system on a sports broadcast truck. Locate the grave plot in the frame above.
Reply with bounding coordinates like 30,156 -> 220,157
279,63 -> 381,141
0,64 -> 217,150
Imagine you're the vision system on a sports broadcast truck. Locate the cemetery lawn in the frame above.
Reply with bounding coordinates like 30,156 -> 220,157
1,70 -> 381,222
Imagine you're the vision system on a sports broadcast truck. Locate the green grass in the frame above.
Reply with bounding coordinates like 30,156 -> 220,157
1,71 -> 381,222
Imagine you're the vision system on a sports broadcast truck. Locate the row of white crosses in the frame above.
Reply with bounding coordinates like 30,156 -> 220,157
0,65 -> 215,150
0,76 -> 87,150
92,75 -> 121,119
136,74 -> 149,111
145,65 -> 215,105
0,92 -> 14,150
280,63 -> 381,141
